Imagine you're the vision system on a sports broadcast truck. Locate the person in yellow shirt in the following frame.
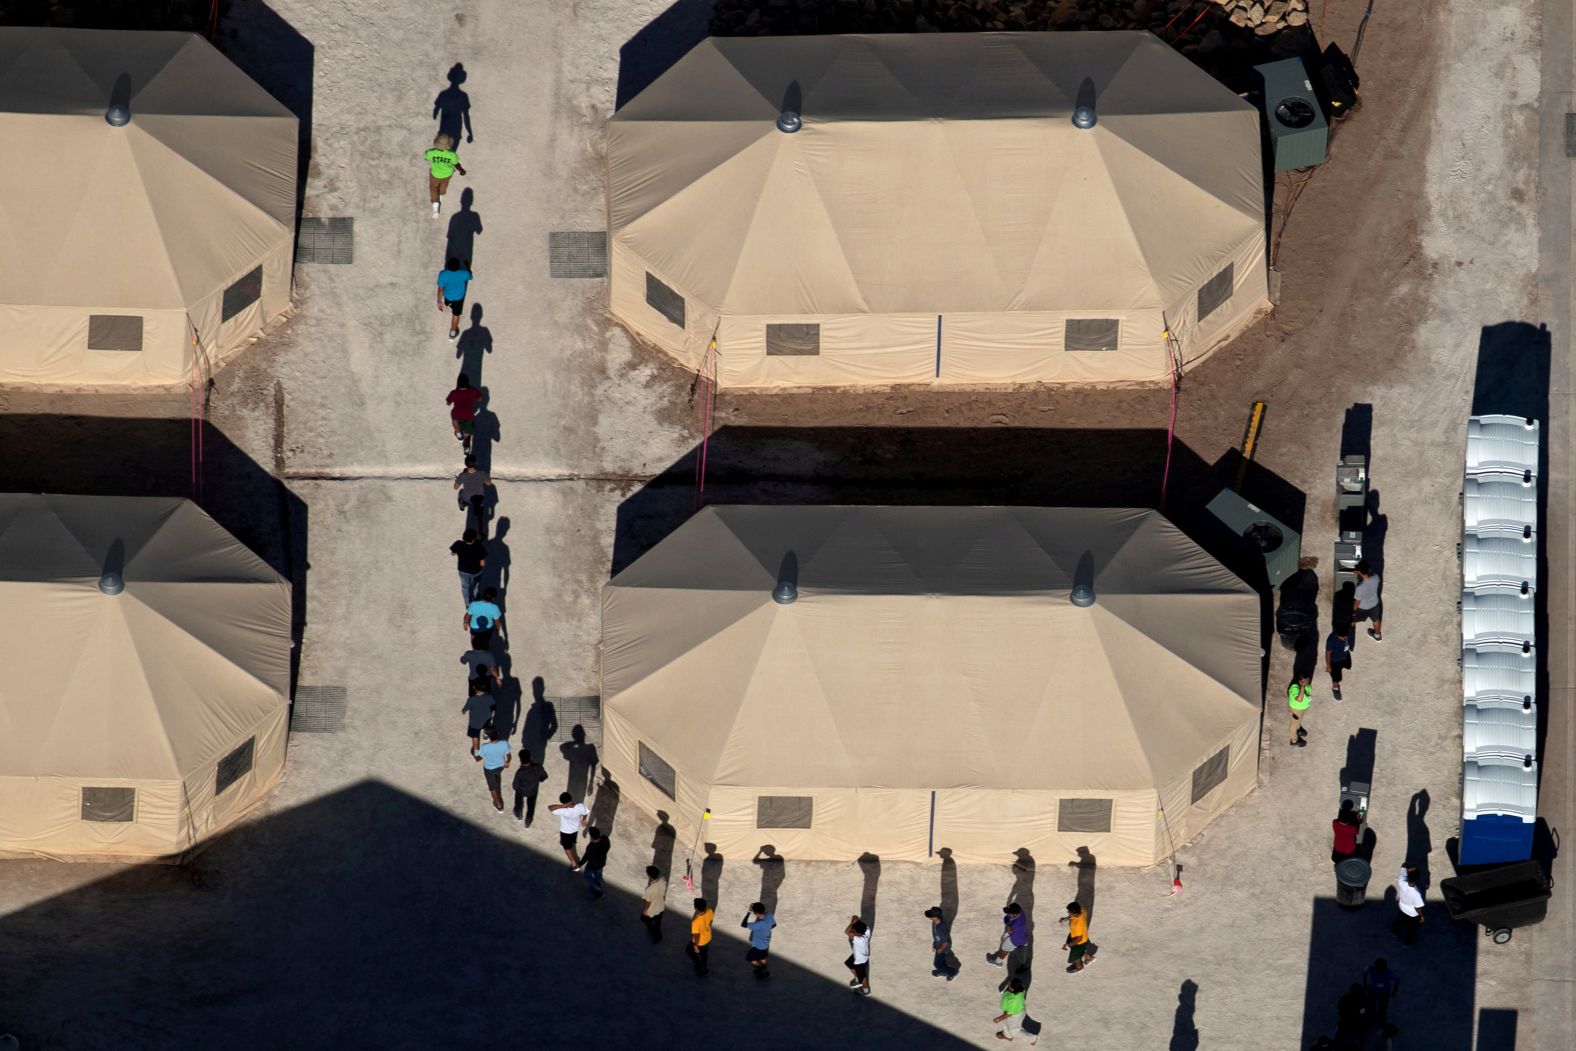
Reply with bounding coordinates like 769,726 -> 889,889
1061,900 -> 1098,974
687,898 -> 714,978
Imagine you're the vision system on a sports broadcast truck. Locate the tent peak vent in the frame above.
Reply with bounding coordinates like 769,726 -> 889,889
106,72 -> 132,126
776,110 -> 802,134
1072,105 -> 1096,130
773,551 -> 799,603
1070,583 -> 1095,607
98,571 -> 124,595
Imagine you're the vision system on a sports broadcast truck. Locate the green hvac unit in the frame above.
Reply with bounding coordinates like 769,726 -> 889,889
1207,488 -> 1302,587
1256,57 -> 1328,173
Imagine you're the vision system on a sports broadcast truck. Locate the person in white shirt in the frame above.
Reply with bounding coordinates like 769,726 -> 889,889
1393,864 -> 1424,945
844,916 -> 872,996
547,792 -> 589,869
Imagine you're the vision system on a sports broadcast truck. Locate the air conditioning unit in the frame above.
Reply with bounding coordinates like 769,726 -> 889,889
1206,488 -> 1301,587
1256,58 -> 1329,173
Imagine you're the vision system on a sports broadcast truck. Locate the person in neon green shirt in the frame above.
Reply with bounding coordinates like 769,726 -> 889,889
993,978 -> 1037,1043
423,133 -> 467,217
1288,676 -> 1312,747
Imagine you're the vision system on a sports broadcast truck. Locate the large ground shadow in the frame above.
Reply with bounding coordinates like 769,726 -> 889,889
616,0 -> 711,109
218,0 -> 315,220
0,414 -> 309,691
0,781 -> 971,1048
1300,894 -> 1479,1049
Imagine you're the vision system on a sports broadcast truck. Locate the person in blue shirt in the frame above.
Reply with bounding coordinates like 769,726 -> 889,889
476,725 -> 511,813
464,586 -> 502,648
741,902 -> 776,981
436,257 -> 474,341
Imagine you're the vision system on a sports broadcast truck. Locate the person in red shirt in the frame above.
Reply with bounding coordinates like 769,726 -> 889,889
445,373 -> 483,453
1331,801 -> 1361,864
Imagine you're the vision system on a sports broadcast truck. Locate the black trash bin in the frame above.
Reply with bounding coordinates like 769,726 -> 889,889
1335,858 -> 1371,908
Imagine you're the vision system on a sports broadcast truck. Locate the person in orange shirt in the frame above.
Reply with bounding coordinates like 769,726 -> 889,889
1061,900 -> 1098,974
687,898 -> 714,978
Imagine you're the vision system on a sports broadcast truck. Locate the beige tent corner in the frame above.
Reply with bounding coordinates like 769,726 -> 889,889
0,28 -> 298,388
0,494 -> 293,861
607,32 -> 1269,389
603,506 -> 1264,866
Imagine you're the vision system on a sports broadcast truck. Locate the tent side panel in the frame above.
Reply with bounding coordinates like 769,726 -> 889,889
603,704 -> 716,864
933,788 -> 1162,866
0,305 -> 190,386
182,705 -> 290,844
609,242 -> 713,372
717,314 -> 940,388
194,237 -> 296,374
1168,716 -> 1261,850
0,776 -> 185,861
1167,229 -> 1270,371
939,311 -> 1168,385
698,786 -> 934,862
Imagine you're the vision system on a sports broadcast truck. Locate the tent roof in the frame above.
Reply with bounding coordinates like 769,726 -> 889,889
608,32 -> 1264,316
0,28 -> 297,311
603,506 -> 1263,792
0,494 -> 292,780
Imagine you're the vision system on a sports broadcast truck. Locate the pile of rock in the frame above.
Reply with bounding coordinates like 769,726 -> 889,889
710,0 -> 1311,47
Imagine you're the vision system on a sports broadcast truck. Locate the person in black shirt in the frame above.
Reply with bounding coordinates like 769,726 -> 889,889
581,827 -> 611,900
449,529 -> 486,605
511,749 -> 549,827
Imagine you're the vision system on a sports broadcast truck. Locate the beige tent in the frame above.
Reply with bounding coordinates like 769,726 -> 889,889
609,31 -> 1269,388
0,28 -> 298,388
0,494 -> 293,861
604,506 -> 1264,865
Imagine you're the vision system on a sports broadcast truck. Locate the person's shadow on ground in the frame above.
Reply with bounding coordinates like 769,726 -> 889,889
559,724 -> 599,800
754,845 -> 786,914
1005,848 -> 1036,989
522,676 -> 558,759
456,304 -> 493,386
445,188 -> 483,271
1169,979 -> 1201,1051
471,394 -> 500,474
701,842 -> 725,908
434,62 -> 473,144
1405,789 -> 1432,891
650,810 -> 676,878
589,772 -> 621,834
485,516 -> 512,596
1364,490 -> 1388,576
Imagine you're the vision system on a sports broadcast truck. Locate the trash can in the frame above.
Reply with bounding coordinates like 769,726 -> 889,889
1335,858 -> 1371,908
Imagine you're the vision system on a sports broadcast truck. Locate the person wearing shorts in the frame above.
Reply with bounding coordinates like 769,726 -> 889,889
1062,900 -> 1097,973
1353,561 -> 1383,641
1288,676 -> 1312,747
446,374 -> 484,452
423,133 -> 466,216
741,902 -> 776,981
548,792 -> 589,868
688,898 -> 714,977
987,902 -> 1028,968
844,916 -> 872,995
476,725 -> 510,814
461,677 -> 494,755
436,257 -> 473,339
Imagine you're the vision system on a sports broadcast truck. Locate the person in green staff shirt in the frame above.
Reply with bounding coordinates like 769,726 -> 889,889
1288,676 -> 1312,747
424,133 -> 467,217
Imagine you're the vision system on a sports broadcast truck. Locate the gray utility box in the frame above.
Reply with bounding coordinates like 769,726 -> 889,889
1335,454 -> 1368,588
1256,57 -> 1329,172
1207,488 -> 1302,587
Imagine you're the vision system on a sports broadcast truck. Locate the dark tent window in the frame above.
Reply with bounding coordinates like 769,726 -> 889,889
756,796 -> 814,828
87,314 -> 144,351
81,787 -> 135,822
638,742 -> 677,799
645,273 -> 685,328
1057,797 -> 1113,833
766,323 -> 821,356
222,265 -> 263,322
1197,263 -> 1234,322
216,737 -> 256,797
1064,319 -> 1120,352
1191,746 -> 1230,803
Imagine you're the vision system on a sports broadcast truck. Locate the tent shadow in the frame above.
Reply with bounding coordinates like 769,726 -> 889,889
0,781 -> 972,1049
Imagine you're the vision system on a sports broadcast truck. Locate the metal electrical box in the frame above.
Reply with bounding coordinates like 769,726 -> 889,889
1256,58 -> 1329,172
1206,488 -> 1302,587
